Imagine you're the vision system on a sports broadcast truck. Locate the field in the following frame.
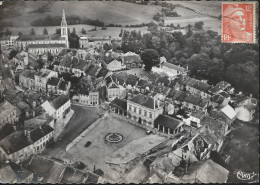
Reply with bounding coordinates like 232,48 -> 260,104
60,114 -> 157,182
6,25 -> 149,38
2,1 -> 161,27
165,2 -> 221,33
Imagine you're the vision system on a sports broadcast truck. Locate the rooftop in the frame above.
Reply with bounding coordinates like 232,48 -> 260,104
51,94 -> 70,110
110,98 -> 127,111
129,94 -> 161,110
154,115 -> 182,130
0,100 -> 16,122
47,77 -> 60,86
17,34 -> 65,41
190,109 -> 205,119
20,70 -> 37,79
28,43 -> 66,49
162,62 -> 187,73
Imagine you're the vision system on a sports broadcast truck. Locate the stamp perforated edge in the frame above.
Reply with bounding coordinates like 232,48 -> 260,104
221,1 -> 258,44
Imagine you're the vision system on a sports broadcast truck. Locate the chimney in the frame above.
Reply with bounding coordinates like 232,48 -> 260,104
93,165 -> 96,173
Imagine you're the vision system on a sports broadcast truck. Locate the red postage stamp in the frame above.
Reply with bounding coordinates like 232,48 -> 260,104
222,2 -> 256,43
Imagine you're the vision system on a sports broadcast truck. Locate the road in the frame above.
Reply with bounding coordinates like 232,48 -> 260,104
43,104 -> 105,159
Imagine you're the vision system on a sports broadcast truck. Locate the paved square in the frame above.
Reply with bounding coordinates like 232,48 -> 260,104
63,115 -> 149,181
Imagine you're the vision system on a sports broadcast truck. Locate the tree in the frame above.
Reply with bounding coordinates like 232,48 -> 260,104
43,27 -> 48,35
56,28 -> 61,34
18,31 -> 23,36
5,28 -> 12,36
30,28 -> 36,35
8,49 -> 18,60
195,21 -> 204,30
102,25 -> 107,30
140,49 -> 160,71
186,24 -> 193,38
103,43 -> 112,52
81,28 -> 86,34
119,29 -> 123,37
72,27 -> 76,35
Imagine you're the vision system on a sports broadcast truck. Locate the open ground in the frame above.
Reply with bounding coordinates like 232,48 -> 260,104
59,114 -> 166,182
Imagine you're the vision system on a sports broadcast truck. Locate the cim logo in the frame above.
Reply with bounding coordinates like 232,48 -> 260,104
234,170 -> 259,181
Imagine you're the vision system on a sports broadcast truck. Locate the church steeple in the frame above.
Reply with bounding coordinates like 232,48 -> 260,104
61,9 -> 69,48
61,9 -> 67,27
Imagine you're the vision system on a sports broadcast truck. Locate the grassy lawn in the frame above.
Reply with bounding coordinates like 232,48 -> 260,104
2,1 -> 161,27
63,115 -> 148,182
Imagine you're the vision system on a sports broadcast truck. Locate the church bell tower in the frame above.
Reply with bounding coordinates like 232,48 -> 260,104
61,9 -> 69,48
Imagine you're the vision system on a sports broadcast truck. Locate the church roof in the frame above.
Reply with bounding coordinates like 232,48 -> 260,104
28,43 -> 66,49
17,34 -> 65,41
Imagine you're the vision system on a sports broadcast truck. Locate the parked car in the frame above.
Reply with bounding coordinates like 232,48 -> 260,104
146,130 -> 152,135
84,141 -> 92,147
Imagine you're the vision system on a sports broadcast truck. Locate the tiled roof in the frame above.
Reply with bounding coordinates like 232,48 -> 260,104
77,78 -> 94,95
96,68 -> 109,78
85,64 -> 101,76
191,81 -> 212,93
72,58 -> 88,70
190,109 -> 205,119
60,167 -> 86,184
0,100 -> 16,122
113,72 -> 128,86
47,77 -> 60,86
20,70 -> 37,79
137,79 -> 148,88
29,124 -> 54,142
60,55 -> 73,67
184,94 -> 204,107
156,76 -> 170,86
125,74 -> 139,86
85,172 -> 99,184
129,94 -> 160,109
110,98 -> 127,111
17,34 -> 65,41
209,110 -> 233,126
0,165 -> 17,183
108,81 -> 119,89
167,89 -> 186,101
28,44 -> 66,49
51,95 -> 70,110
211,94 -> 225,104
162,62 -> 187,73
154,115 -> 182,129
200,116 -> 226,139
215,81 -> 231,90
0,124 -> 52,155
8,161 -> 33,182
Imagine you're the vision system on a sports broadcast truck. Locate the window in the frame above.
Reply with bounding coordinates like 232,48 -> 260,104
139,108 -> 142,115
134,107 -> 136,113
144,111 -> 147,117
149,112 -> 152,119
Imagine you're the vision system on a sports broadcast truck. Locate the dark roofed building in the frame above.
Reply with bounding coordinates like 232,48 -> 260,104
167,89 -> 186,103
125,74 -> 139,87
51,94 -> 70,110
96,68 -> 110,78
110,98 -> 127,116
129,94 -> 160,110
47,77 -> 60,87
154,114 -> 184,135
0,124 -> 54,163
17,34 -> 65,42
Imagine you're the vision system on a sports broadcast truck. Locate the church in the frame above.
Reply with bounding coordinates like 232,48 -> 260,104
15,10 -> 69,55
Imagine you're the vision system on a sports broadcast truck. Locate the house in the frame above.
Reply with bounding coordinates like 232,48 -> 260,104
87,36 -> 111,48
0,100 -> 16,130
96,67 -> 112,79
182,94 -> 208,111
8,161 -> 34,183
110,98 -> 127,116
28,44 -> 66,55
79,36 -> 89,49
85,64 -> 102,78
121,51 -> 142,69
154,115 -> 184,135
41,94 -> 71,121
188,109 -> 206,128
0,35 -> 19,48
13,51 -> 29,67
19,70 -> 37,90
181,159 -> 229,183
0,124 -> 54,163
172,133 -> 211,163
22,155 -> 101,183
166,89 -> 186,106
125,74 -> 139,89
186,80 -> 212,99
146,173 -> 163,183
106,59 -> 126,71
34,69 -> 58,93
235,98 -> 257,122
156,61 -> 188,77
107,81 -> 120,101
210,93 -> 230,108
47,77 -> 71,95
71,57 -> 90,77
127,94 -> 164,127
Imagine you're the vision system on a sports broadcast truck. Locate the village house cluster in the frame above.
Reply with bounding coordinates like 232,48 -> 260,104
0,8 -> 258,184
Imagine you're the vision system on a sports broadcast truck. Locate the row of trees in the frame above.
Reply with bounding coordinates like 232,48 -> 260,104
31,15 -> 105,27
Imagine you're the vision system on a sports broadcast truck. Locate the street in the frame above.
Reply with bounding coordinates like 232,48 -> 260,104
43,104 -> 105,158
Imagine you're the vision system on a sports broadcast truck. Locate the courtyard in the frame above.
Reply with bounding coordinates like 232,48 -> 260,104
61,115 -> 165,182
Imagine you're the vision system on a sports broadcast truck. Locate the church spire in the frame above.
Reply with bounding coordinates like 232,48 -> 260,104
61,9 -> 67,27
